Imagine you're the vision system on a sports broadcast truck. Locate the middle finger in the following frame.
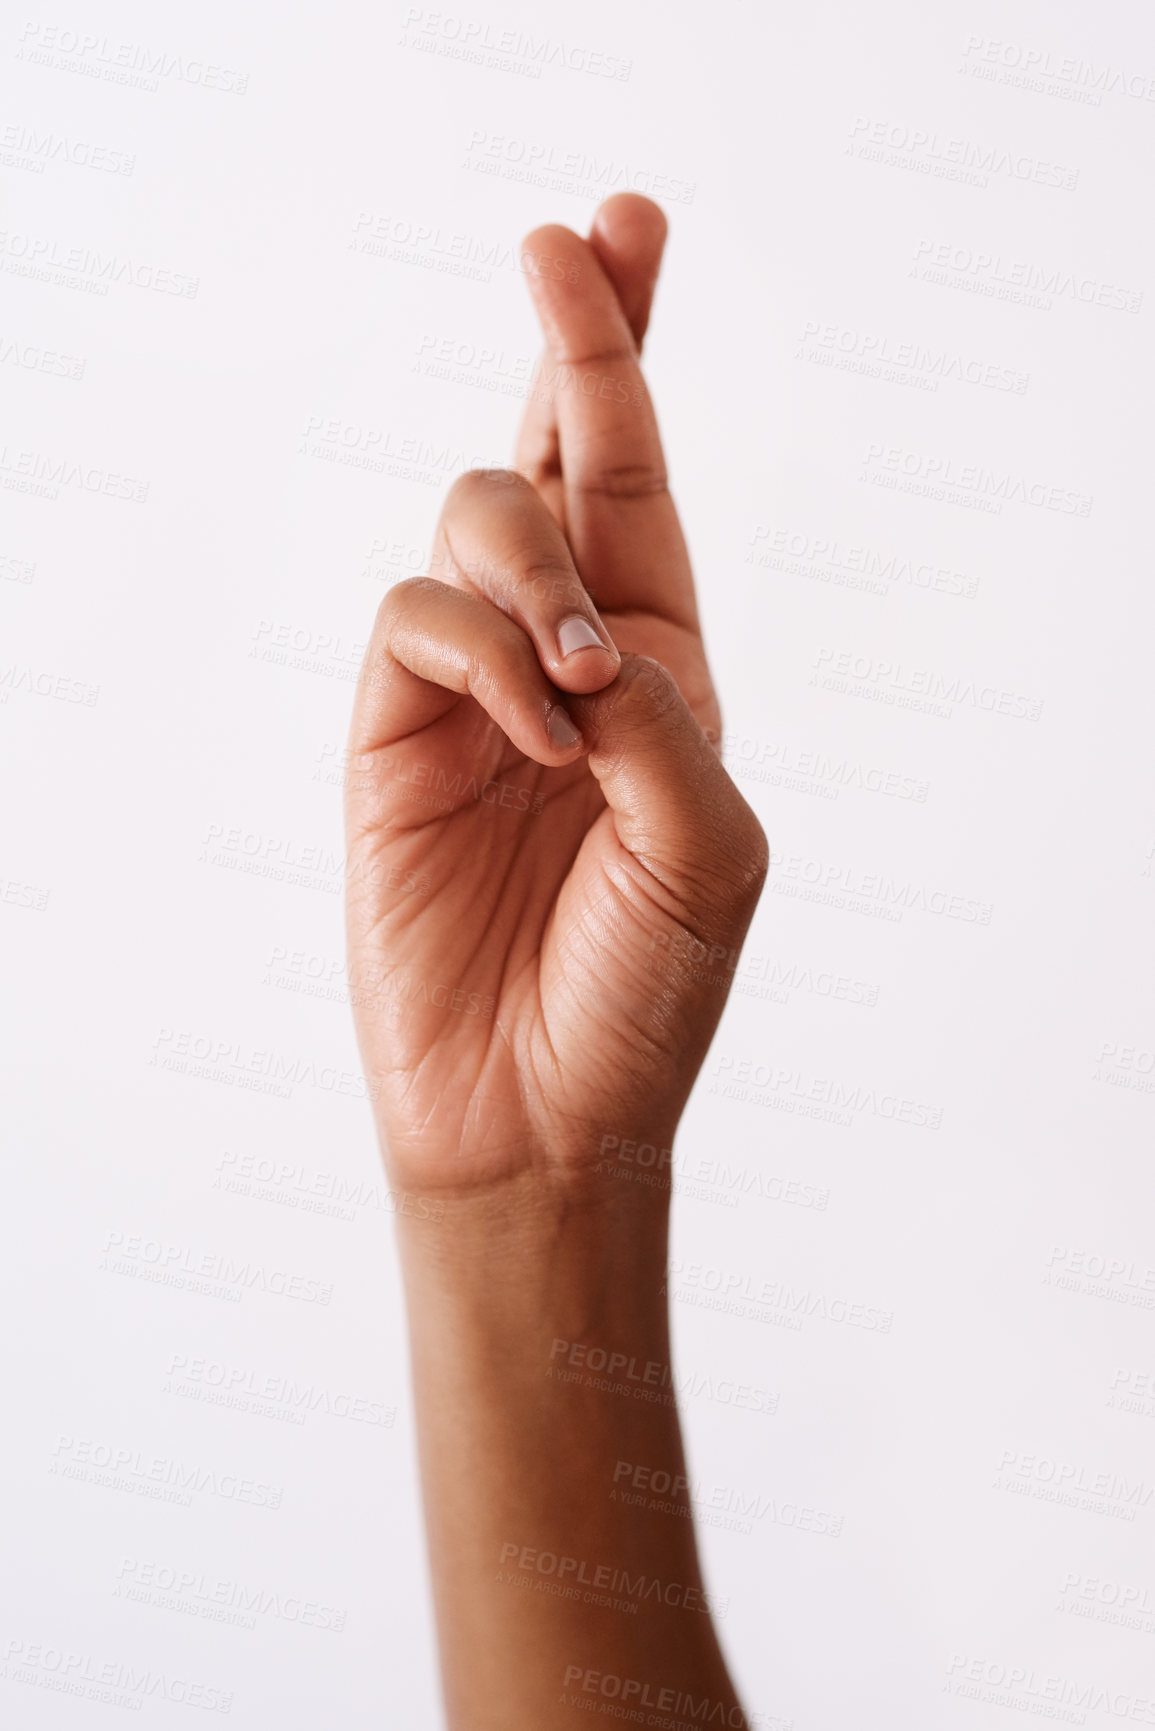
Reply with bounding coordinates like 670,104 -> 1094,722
519,219 -> 700,634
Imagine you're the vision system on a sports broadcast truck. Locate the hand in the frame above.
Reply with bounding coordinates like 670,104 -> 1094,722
345,194 -> 767,1195
346,197 -> 758,1727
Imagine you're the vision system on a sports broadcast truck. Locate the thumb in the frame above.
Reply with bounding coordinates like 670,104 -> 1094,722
569,655 -> 768,937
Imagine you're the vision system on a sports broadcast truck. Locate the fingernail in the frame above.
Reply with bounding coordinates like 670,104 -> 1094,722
557,615 -> 605,658
547,705 -> 582,749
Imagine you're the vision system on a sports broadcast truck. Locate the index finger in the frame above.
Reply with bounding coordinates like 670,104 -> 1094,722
515,194 -> 668,526
520,217 -> 700,633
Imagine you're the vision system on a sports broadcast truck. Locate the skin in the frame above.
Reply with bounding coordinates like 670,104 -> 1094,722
345,194 -> 767,1729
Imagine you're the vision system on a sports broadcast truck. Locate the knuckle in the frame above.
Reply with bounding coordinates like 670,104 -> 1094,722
443,471 -> 474,515
716,800 -> 770,908
616,653 -> 682,719
516,557 -> 579,604
375,575 -> 440,630
560,341 -> 636,372
574,461 -> 667,501
741,810 -> 771,886
475,632 -> 537,703
451,466 -> 528,505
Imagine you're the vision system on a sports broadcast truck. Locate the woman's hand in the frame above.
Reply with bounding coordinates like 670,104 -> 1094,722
345,194 -> 767,1196
346,195 -> 759,1730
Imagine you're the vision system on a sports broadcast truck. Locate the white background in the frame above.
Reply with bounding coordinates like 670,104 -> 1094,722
2,1 -> 1154,1725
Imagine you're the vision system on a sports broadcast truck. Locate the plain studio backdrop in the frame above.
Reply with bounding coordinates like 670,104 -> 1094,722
2,0 -> 1154,1725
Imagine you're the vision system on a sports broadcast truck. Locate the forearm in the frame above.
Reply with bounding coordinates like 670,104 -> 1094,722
397,1163 -> 746,1730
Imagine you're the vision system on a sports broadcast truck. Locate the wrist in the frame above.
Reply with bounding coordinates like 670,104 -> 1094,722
395,1162 -> 669,1299
378,1107 -> 682,1225
393,1167 -> 673,1410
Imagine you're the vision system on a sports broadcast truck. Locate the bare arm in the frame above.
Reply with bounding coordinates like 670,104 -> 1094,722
345,194 -> 764,1727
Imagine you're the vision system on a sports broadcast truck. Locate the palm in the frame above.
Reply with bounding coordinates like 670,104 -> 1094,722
348,607 -> 717,1188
